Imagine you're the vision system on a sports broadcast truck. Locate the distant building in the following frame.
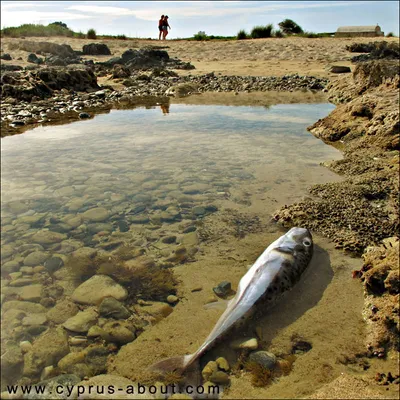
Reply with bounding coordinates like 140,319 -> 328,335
335,25 -> 384,38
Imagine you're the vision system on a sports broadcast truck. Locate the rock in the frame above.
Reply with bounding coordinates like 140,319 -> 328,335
82,207 -> 109,222
138,301 -> 173,323
87,325 -> 111,341
72,247 -> 98,259
22,313 -> 48,326
165,83 -> 199,97
44,257 -> 64,273
71,275 -> 128,305
9,277 -> 35,287
2,260 -> 21,274
79,112 -> 91,119
98,297 -> 131,319
18,284 -> 43,302
20,341 -> 33,353
85,346 -> 109,375
249,351 -> 277,369
58,351 -> 86,371
82,43 -> 111,56
330,65 -> 351,73
161,235 -> 177,244
27,53 -> 43,64
1,53 -> 12,60
2,244 -> 14,258
1,300 -> 46,313
23,327 -> 69,376
209,370 -> 230,385
31,230 -> 67,245
23,251 -> 49,266
202,361 -> 218,381
216,357 -> 230,371
166,295 -> 179,304
213,281 -> 232,298
102,320 -> 136,344
63,308 -> 98,333
230,337 -> 258,350
46,299 -> 79,324
20,266 -> 34,274
1,344 -> 23,380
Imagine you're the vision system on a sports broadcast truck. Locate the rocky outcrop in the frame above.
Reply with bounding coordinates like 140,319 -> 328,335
274,60 -> 399,253
0,67 -> 100,101
82,43 -> 111,56
100,47 -> 194,71
16,41 -> 75,58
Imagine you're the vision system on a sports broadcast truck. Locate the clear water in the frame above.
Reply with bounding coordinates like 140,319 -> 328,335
2,103 -> 365,396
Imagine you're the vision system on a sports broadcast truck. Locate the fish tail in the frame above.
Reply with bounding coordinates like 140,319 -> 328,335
149,354 -> 194,376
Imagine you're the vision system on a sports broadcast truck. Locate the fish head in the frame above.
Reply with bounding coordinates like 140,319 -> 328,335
280,227 -> 313,262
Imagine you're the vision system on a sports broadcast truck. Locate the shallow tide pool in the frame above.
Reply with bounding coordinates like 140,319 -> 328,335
1,102 -> 368,398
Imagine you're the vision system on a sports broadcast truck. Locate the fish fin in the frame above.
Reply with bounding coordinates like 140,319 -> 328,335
149,354 -> 193,376
149,355 -> 201,387
203,299 -> 230,311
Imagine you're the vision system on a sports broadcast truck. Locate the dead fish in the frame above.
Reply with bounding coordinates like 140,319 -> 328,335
150,227 -> 313,377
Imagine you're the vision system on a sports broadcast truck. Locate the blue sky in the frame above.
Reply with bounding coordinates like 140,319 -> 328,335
1,1 -> 399,38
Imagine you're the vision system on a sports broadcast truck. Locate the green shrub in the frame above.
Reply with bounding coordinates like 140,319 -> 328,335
1,23 -> 74,37
237,29 -> 248,40
117,34 -> 127,40
250,24 -> 273,39
74,31 -> 86,39
278,19 -> 304,35
386,32 -> 394,37
193,31 -> 208,41
273,29 -> 284,38
87,28 -> 97,39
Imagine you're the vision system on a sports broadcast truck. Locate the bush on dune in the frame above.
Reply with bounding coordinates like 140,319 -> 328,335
250,24 -> 273,39
237,29 -> 248,40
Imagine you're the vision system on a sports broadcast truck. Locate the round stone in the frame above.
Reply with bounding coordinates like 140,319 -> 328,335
81,207 -> 109,222
71,275 -> 128,305
23,251 -> 49,266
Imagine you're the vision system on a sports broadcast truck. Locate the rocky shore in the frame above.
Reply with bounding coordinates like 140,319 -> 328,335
274,58 -> 399,364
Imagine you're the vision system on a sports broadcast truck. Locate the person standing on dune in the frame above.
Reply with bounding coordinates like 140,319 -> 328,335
158,15 -> 165,40
162,16 -> 171,40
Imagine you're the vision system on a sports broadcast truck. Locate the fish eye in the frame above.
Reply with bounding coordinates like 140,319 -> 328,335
303,239 -> 311,247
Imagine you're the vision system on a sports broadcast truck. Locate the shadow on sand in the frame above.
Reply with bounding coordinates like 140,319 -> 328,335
203,243 -> 334,364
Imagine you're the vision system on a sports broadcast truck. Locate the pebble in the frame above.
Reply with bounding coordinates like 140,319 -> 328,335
213,281 -> 232,298
81,207 -> 109,222
98,297 -> 131,319
216,357 -> 230,371
62,308 -> 98,333
166,295 -> 179,304
249,351 -> 277,369
71,275 -> 128,305
230,337 -> 259,350
20,341 -> 33,353
209,371 -> 230,385
202,361 -> 218,381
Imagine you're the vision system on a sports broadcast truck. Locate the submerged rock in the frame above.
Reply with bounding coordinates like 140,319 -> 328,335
71,275 -> 128,305
63,308 -> 98,333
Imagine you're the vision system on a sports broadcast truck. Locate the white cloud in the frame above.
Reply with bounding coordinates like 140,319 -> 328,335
1,11 -> 93,28
67,1 -> 370,22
